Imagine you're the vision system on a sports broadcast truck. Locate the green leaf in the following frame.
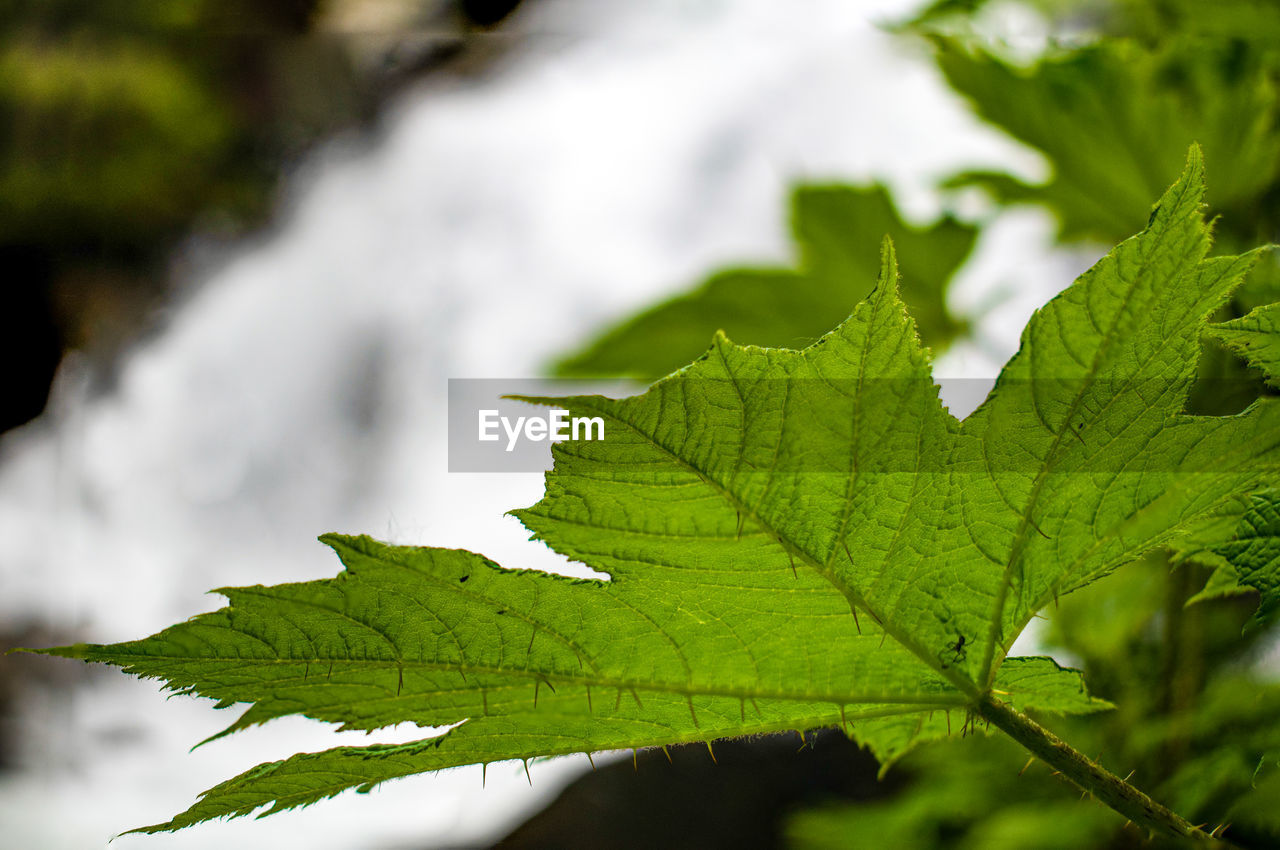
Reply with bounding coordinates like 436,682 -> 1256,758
1211,492 -> 1280,631
1185,553 -> 1247,605
38,149 -> 1280,832
1208,302 -> 1280,388
48,535 -> 1097,833
934,37 -> 1280,243
1157,677 -> 1280,819
553,184 -> 975,381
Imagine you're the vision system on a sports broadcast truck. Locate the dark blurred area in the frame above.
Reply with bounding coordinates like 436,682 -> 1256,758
491,731 -> 896,850
0,0 -> 525,435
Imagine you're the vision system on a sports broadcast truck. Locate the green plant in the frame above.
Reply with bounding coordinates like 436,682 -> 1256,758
30,150 -> 1280,844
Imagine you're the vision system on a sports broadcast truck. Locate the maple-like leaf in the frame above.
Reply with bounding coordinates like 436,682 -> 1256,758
554,184 -> 975,381
37,149 -> 1280,833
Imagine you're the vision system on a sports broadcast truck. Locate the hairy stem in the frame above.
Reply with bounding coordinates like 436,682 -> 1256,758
976,695 -> 1227,846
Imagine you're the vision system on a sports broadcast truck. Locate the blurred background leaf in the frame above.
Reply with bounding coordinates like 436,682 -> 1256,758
553,184 -> 976,382
932,37 -> 1280,246
915,0 -> 1280,312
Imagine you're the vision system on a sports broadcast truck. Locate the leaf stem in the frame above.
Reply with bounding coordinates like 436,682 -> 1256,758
975,695 -> 1228,846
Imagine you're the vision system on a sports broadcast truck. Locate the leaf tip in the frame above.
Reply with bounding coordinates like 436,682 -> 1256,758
878,234 -> 898,280
1183,141 -> 1205,178
1134,143 -> 1209,249
867,234 -> 902,311
318,531 -> 360,554
19,642 -> 92,660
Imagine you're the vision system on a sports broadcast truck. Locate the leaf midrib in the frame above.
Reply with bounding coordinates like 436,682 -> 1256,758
93,651 -> 966,709
979,174 -> 1199,686
991,418 -> 1280,683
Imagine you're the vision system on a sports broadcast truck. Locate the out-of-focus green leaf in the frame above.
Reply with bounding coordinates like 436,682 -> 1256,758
787,735 -> 1119,850
553,184 -> 975,381
1228,767 -> 1280,844
1155,679 -> 1280,819
934,37 -> 1280,244
1107,0 -> 1280,49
